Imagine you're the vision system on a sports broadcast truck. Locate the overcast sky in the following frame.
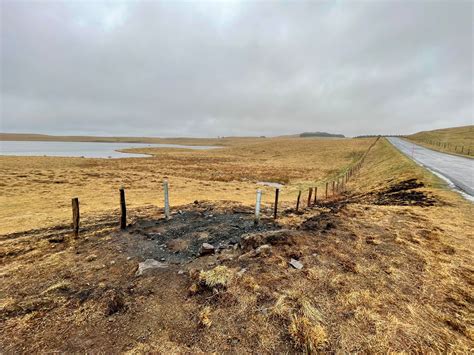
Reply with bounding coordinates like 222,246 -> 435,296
1,1 -> 472,137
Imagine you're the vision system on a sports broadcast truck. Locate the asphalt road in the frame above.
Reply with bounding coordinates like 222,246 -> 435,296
387,137 -> 474,197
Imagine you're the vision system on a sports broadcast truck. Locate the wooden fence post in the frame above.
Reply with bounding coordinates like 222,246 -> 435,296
72,197 -> 79,237
325,182 -> 328,199
307,188 -> 313,207
163,180 -> 170,219
274,188 -> 279,219
255,189 -> 262,224
296,190 -> 301,212
120,187 -> 126,229
313,187 -> 317,205
332,181 -> 335,196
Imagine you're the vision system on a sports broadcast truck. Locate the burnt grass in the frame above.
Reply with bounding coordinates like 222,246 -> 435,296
119,202 -> 280,264
4,177 -> 467,353
367,178 -> 437,207
0,179 -> 437,266
301,179 -> 438,232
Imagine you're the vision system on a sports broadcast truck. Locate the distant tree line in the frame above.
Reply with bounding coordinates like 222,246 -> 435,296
300,132 -> 345,138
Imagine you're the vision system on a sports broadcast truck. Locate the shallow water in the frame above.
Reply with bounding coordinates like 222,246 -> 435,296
0,140 -> 218,158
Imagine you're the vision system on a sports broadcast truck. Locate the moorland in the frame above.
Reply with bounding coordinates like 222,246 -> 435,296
1,133 -> 473,353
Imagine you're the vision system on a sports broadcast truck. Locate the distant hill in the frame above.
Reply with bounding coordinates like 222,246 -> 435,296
299,132 -> 345,138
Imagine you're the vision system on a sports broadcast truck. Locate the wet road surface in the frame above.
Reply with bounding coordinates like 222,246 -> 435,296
387,137 -> 474,197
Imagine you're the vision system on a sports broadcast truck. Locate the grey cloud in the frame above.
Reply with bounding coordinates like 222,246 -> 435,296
1,0 -> 472,137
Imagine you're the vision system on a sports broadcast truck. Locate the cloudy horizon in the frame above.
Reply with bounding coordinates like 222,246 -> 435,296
1,0 -> 472,138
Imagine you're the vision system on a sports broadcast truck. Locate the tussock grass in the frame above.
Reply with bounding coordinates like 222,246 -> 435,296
199,266 -> 233,289
271,292 -> 327,351
289,315 -> 327,352
198,306 -> 213,328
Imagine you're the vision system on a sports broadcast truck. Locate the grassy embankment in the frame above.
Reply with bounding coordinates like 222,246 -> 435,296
0,137 -> 370,234
1,137 -> 472,353
406,125 -> 474,157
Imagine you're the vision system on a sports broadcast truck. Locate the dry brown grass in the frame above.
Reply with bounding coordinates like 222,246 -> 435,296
407,125 -> 474,156
199,266 -> 234,289
1,137 -> 473,353
0,137 -> 370,234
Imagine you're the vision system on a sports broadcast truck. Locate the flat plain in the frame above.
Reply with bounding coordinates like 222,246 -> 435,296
1,136 -> 473,353
0,137 -> 369,234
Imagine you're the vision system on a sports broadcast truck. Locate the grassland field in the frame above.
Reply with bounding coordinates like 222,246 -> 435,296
407,125 -> 473,157
0,136 -> 370,234
1,135 -> 473,353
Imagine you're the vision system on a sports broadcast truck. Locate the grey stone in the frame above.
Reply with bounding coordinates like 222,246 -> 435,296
289,258 -> 303,270
199,243 -> 215,256
136,259 -> 168,276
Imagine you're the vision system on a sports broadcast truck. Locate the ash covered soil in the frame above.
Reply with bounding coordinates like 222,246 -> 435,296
1,183 -> 473,353
124,202 -> 280,264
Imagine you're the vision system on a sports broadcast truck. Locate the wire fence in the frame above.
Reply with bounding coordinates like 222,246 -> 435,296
411,139 -> 473,156
70,137 -> 381,236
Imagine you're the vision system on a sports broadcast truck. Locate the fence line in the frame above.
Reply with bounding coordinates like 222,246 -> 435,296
69,137 -> 381,234
285,136 -> 380,216
412,139 -> 473,156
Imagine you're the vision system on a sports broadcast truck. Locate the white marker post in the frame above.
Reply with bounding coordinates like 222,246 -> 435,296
255,189 -> 262,224
163,180 -> 170,219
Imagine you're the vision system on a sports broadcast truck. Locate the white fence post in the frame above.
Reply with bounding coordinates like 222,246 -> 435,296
255,189 -> 262,223
163,180 -> 170,219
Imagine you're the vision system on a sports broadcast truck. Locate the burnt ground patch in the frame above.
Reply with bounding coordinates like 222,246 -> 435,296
375,190 -> 436,206
384,178 -> 424,193
300,211 -> 339,232
363,179 -> 437,207
119,202 -> 280,264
